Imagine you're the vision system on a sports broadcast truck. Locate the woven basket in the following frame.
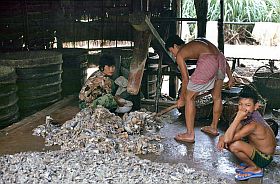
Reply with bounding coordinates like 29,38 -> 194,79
253,65 -> 280,108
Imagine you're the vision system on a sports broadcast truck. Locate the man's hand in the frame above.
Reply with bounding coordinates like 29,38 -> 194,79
114,96 -> 125,107
227,77 -> 235,89
224,110 -> 246,143
224,77 -> 235,89
176,98 -> 185,108
217,135 -> 228,151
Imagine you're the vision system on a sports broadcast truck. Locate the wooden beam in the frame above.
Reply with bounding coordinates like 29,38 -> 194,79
129,13 -> 175,63
127,12 -> 176,95
127,13 -> 152,95
144,16 -> 175,63
218,0 -> 224,52
127,13 -> 176,95
194,0 -> 208,37
129,12 -> 150,31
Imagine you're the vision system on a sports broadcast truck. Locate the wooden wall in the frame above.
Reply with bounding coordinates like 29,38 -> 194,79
0,0 -> 179,51
0,1 -> 56,51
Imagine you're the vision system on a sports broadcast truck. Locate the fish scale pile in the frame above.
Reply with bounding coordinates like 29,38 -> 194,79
0,149 -> 230,184
32,107 -> 165,154
0,107 -> 231,183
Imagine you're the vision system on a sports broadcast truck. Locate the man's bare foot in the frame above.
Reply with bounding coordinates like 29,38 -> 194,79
176,132 -> 188,137
174,132 -> 195,143
201,126 -> 219,136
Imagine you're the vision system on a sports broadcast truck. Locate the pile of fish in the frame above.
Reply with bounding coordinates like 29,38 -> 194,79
33,107 -> 165,155
0,107 -> 232,184
0,149 -> 230,184
195,94 -> 213,107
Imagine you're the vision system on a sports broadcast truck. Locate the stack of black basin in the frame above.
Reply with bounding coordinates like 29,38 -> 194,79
0,51 -> 63,117
58,48 -> 88,97
0,66 -> 19,128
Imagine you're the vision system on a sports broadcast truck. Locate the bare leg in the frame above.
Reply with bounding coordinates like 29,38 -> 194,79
210,80 -> 223,130
185,91 -> 198,137
229,141 -> 262,173
201,80 -> 223,136
175,90 -> 198,142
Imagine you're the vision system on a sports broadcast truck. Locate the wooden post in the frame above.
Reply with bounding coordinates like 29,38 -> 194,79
155,51 -> 163,112
218,0 -> 224,52
127,13 -> 176,95
169,74 -> 177,98
127,12 -> 152,95
194,0 -> 208,38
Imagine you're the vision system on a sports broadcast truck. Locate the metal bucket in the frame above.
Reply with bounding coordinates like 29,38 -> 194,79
0,66 -> 19,128
58,48 -> 88,97
0,51 -> 63,117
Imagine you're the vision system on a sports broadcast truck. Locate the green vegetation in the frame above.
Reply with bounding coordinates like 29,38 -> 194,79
182,0 -> 280,22
182,0 -> 280,44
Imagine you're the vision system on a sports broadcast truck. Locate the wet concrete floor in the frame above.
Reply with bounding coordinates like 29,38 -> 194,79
0,96 -> 80,155
140,109 -> 280,184
0,97 -> 279,184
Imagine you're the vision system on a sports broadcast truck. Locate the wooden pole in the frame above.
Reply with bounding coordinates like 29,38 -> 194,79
194,0 -> 208,38
127,13 -> 175,95
218,0 -> 224,52
127,12 -> 152,95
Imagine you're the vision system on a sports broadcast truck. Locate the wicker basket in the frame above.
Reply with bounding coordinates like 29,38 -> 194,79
253,65 -> 280,108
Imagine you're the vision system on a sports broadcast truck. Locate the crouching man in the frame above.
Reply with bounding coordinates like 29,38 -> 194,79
217,86 -> 276,181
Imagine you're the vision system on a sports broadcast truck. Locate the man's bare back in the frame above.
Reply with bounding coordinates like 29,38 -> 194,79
178,39 -> 220,60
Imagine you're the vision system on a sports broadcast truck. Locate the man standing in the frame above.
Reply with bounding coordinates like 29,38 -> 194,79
165,35 -> 234,143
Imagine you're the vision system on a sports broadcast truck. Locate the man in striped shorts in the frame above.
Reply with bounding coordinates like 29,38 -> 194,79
165,35 -> 234,143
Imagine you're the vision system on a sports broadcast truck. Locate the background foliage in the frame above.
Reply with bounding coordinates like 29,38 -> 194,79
182,0 -> 280,44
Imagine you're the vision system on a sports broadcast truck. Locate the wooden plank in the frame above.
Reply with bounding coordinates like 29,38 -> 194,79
127,30 -> 152,95
129,13 -> 175,63
129,12 -> 149,31
144,16 -> 175,63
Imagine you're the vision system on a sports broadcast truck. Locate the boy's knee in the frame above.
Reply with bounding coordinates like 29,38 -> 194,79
228,141 -> 241,153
